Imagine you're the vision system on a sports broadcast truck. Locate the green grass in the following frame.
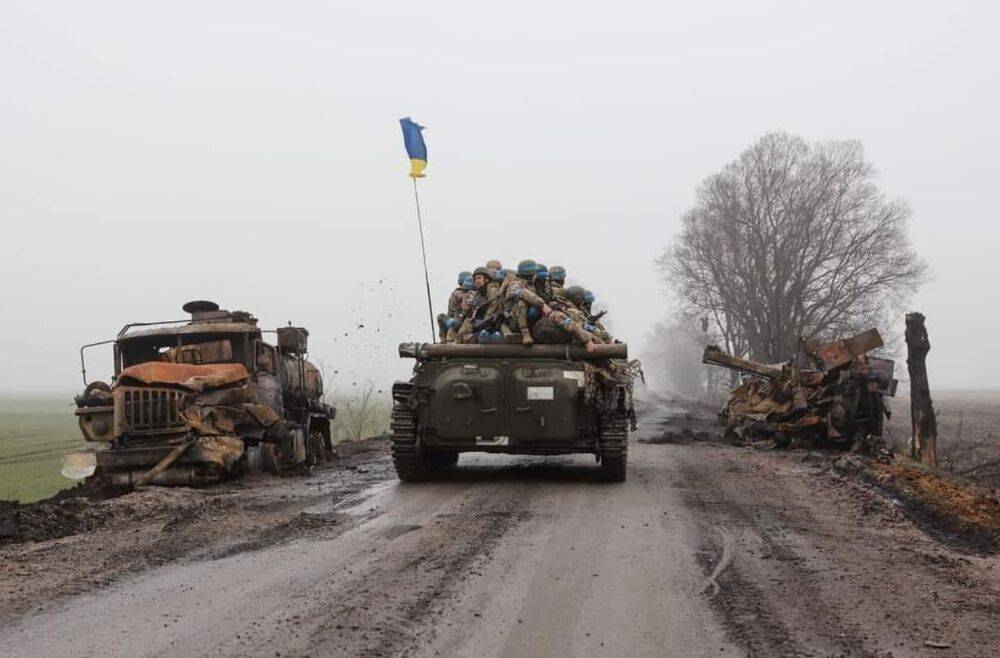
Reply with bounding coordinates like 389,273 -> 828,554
0,395 -> 82,503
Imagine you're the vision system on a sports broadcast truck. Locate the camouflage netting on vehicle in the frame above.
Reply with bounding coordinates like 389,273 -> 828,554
583,359 -> 644,427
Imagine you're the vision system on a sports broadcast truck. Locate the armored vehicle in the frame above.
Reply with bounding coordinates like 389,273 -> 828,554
391,343 -> 637,482
67,301 -> 335,487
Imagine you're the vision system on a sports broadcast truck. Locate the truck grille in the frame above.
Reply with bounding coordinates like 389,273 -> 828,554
116,387 -> 187,434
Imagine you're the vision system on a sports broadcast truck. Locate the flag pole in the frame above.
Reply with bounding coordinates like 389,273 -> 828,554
411,177 -> 437,343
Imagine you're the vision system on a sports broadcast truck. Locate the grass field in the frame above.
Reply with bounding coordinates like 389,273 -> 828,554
0,395 -> 81,503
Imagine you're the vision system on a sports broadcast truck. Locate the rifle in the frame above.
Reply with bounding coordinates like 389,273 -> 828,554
471,315 -> 502,333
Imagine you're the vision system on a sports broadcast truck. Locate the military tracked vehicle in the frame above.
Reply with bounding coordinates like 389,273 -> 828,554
67,301 -> 335,487
390,342 -> 637,482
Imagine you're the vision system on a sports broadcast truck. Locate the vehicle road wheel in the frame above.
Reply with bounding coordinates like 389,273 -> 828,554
599,415 -> 628,482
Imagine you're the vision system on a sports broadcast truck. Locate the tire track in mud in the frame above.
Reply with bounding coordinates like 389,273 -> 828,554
676,450 -> 891,658
212,483 -> 533,657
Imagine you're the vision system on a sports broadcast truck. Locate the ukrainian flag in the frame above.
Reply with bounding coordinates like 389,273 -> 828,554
399,117 -> 427,178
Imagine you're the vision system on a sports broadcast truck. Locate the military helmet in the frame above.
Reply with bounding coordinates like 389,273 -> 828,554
485,259 -> 502,270
564,285 -> 587,306
516,259 -> 539,277
583,289 -> 595,304
462,276 -> 475,291
472,266 -> 491,280
535,264 -> 549,280
458,270 -> 472,285
549,266 -> 566,283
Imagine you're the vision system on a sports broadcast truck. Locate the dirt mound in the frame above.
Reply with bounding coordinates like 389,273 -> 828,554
837,454 -> 1000,554
0,485 -> 206,545
0,479 -> 120,543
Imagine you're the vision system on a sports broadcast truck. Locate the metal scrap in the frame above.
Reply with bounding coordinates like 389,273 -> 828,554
704,329 -> 897,450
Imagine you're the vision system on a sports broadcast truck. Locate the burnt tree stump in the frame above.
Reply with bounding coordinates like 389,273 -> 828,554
905,312 -> 937,468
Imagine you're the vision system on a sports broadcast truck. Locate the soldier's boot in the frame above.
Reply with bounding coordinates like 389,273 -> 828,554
520,328 -> 534,346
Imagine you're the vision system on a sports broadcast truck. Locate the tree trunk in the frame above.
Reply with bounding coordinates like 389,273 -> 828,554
905,312 -> 937,468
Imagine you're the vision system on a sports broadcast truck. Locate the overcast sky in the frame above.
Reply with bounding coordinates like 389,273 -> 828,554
1,1 -> 997,394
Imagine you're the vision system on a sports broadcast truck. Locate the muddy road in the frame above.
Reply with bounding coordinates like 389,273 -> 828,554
3,394 -> 1000,657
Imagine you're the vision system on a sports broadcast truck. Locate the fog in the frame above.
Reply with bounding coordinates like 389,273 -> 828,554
1,1 -> 997,393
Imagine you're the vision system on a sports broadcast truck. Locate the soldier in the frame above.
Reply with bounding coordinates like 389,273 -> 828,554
483,265 -> 505,320
585,290 -> 614,342
532,311 -> 597,352
531,282 -> 597,351
561,286 -> 612,343
549,265 -> 569,304
445,276 -> 476,343
549,266 -> 566,291
552,286 -> 607,343
502,260 -> 553,346
455,267 -> 498,343
533,264 -> 552,302
438,270 -> 472,342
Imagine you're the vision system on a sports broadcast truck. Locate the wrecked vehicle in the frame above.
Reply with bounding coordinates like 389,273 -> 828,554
67,301 -> 335,487
391,343 -> 642,482
703,328 -> 896,450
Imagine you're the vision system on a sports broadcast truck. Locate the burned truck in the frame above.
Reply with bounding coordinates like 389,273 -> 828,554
390,343 -> 640,482
67,301 -> 335,487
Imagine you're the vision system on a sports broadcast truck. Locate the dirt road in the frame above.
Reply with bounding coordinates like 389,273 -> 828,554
3,395 -> 1000,657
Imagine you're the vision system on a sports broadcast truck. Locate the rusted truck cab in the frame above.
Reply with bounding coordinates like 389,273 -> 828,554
69,301 -> 334,487
391,343 -> 635,482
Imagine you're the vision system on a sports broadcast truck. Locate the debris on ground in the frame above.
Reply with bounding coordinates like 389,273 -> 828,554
835,453 -> 1000,554
704,328 -> 896,451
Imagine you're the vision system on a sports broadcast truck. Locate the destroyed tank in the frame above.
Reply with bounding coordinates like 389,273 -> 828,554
390,342 -> 638,482
67,301 -> 335,487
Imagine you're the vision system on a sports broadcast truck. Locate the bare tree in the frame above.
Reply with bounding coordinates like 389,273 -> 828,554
658,133 -> 927,363
334,382 -> 391,442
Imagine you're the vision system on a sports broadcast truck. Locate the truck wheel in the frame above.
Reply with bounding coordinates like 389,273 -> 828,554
599,416 -> 628,482
390,401 -> 432,481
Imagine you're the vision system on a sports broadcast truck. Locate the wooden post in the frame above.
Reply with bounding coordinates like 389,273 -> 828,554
905,312 -> 937,468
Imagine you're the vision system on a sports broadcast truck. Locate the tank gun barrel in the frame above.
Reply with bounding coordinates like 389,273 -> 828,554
400,342 -> 628,361
702,346 -> 782,380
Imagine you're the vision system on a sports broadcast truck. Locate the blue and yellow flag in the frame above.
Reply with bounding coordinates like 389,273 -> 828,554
399,117 -> 427,178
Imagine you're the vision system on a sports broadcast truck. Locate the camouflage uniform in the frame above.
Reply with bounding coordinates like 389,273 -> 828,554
434,286 -> 463,341
531,310 -> 595,345
503,275 -> 549,345
455,267 -> 502,343
454,290 -> 488,343
483,277 -> 504,319
582,290 -> 613,343
535,284 -> 597,346
549,266 -> 567,303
